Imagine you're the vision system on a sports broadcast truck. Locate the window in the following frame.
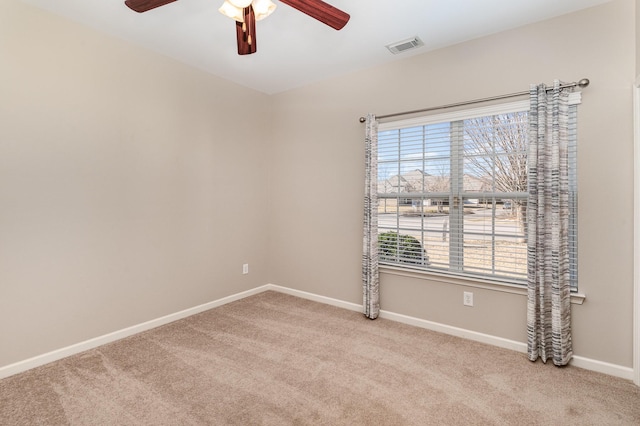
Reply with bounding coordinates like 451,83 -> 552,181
377,99 -> 578,288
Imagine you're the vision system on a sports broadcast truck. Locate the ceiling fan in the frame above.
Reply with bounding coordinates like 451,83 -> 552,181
124,0 -> 350,55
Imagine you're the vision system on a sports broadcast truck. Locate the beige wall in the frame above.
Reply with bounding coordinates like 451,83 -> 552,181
269,0 -> 636,367
0,1 -> 271,367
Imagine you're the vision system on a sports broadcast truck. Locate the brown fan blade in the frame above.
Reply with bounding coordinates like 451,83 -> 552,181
279,0 -> 349,30
124,0 -> 178,13
236,6 -> 257,55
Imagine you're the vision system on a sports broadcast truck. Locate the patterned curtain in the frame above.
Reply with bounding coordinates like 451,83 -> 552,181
527,80 -> 573,365
363,114 -> 379,319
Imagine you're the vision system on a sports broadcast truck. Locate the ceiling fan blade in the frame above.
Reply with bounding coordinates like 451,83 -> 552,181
124,0 -> 178,13
236,6 -> 257,55
279,0 -> 350,30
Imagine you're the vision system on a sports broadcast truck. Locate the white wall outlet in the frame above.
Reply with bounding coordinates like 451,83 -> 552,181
242,263 -> 249,275
463,291 -> 473,307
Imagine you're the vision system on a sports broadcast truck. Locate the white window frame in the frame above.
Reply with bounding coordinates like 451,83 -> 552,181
378,94 -> 581,288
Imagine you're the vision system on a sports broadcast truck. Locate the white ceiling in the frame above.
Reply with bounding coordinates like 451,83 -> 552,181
20,0 -> 611,94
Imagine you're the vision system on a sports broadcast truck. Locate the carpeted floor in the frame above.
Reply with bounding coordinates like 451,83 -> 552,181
1,290 -> 639,425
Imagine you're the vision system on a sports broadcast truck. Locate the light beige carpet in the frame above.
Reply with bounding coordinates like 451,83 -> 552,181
1,290 -> 639,425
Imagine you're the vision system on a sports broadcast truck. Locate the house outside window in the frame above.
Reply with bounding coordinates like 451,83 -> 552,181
377,99 -> 578,288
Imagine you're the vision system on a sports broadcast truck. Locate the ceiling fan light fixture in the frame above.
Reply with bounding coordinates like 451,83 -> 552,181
252,0 -> 277,21
228,0 -> 252,8
219,1 -> 244,22
129,0 -> 349,56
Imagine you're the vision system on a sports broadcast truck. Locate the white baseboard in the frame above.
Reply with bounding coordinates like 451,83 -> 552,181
0,285 -> 271,380
265,285 -> 635,381
378,309 -> 634,380
571,356 -> 634,381
378,309 -> 528,354
1,283 -> 635,383
265,284 -> 363,313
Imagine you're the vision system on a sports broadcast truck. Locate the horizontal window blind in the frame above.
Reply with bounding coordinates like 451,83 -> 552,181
377,102 -> 578,288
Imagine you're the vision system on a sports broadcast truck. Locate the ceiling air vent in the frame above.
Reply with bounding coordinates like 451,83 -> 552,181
386,36 -> 424,55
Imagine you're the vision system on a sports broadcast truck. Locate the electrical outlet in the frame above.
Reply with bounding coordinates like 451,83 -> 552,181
463,291 -> 473,307
242,263 -> 249,275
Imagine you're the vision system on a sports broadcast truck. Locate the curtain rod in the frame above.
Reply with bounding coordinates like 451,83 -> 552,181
358,78 -> 590,123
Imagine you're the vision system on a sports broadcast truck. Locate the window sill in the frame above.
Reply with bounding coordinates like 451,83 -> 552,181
379,265 -> 586,305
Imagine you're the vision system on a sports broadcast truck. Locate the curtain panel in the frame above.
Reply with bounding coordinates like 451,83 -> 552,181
526,80 -> 573,366
363,114 -> 379,319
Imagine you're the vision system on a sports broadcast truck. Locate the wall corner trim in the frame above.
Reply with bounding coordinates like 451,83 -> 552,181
633,80 -> 640,386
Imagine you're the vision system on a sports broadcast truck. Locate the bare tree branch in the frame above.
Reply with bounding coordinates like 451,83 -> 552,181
463,112 -> 528,235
